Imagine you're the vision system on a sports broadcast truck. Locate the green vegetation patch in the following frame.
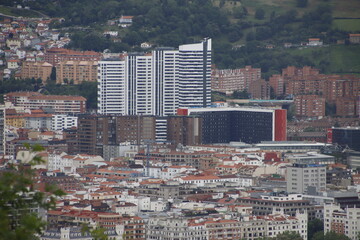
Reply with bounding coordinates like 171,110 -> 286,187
287,45 -> 360,74
331,0 -> 360,18
333,19 -> 360,32
0,6 -> 42,18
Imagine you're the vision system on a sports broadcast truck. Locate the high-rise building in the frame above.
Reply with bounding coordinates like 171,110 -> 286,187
0,106 -> 4,156
211,66 -> 261,94
178,38 -> 212,108
127,53 -> 153,115
97,60 -> 127,115
97,39 -> 211,116
152,48 -> 179,116
294,95 -> 326,118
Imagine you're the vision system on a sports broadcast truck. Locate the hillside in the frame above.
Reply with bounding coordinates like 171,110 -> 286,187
3,0 -> 360,76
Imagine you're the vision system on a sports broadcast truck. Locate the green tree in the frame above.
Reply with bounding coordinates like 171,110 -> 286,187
308,218 -> 324,240
0,144 -> 64,240
275,231 -> 303,240
313,231 -> 351,240
50,67 -> 56,81
233,89 -> 250,99
255,8 -> 265,20
296,0 -> 308,8
82,224 -> 109,240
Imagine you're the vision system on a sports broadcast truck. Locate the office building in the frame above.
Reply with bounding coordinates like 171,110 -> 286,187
178,107 -> 287,144
330,127 -> 360,151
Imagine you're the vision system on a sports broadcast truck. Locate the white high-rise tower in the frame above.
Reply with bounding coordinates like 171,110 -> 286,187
152,48 -> 179,116
179,38 -> 212,108
97,39 -> 212,116
97,60 -> 126,115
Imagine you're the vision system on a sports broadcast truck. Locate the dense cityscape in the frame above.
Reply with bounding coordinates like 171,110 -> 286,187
0,2 -> 360,240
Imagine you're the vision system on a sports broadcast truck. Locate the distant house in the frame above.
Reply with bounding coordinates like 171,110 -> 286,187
140,42 -> 152,49
103,31 -> 118,37
119,16 -> 133,27
308,38 -> 323,46
7,59 -> 19,69
349,33 -> 360,44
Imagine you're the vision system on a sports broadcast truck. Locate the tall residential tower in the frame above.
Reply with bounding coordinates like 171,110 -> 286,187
97,39 -> 212,116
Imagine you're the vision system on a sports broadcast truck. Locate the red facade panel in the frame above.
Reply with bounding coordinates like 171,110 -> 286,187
327,128 -> 333,144
177,108 -> 188,116
274,109 -> 287,141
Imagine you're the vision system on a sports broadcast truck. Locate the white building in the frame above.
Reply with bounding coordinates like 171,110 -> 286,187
0,106 -> 4,155
178,38 -> 211,108
286,163 -> 326,194
97,60 -> 126,115
51,114 -> 78,131
127,53 -> 153,115
47,152 -> 104,173
152,48 -> 179,116
324,204 -> 360,240
97,39 -> 212,116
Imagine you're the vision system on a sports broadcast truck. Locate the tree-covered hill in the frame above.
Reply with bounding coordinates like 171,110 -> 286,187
4,0 -> 360,76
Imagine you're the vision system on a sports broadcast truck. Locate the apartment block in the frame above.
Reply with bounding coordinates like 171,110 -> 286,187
77,114 -> 116,156
98,39 -> 211,116
51,114 -> 78,131
147,213 -> 308,240
249,79 -> 270,99
20,61 -> 53,83
294,95 -> 326,118
286,163 -> 326,194
269,74 -> 284,96
56,60 -> 98,84
0,106 -> 4,155
336,97 -> 358,116
211,66 -> 261,94
4,92 -> 86,114
237,194 -> 315,219
167,116 -> 202,146
115,116 -> 156,144
178,38 -> 212,108
44,48 -> 101,65
324,204 -> 360,240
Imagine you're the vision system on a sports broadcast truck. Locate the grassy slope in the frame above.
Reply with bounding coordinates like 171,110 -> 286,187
333,19 -> 360,32
287,45 -> 360,74
0,5 -> 43,18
